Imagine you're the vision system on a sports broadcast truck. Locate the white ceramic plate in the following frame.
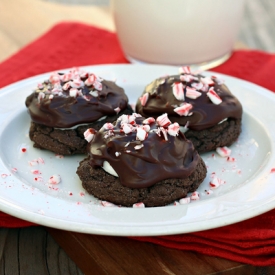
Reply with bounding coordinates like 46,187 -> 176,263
0,64 -> 275,236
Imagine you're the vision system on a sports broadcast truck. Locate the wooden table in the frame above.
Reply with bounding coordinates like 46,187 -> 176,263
0,0 -> 275,274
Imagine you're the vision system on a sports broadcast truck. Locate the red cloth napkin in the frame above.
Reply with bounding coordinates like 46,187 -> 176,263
1,22 -> 275,266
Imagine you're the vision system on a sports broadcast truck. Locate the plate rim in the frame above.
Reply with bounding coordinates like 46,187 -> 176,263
0,63 -> 275,236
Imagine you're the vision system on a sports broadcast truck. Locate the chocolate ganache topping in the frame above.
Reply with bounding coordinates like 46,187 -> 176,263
25,68 -> 129,128
84,113 -> 200,188
136,66 -> 242,131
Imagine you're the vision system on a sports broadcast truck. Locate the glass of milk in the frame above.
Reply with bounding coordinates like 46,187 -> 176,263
111,0 -> 245,70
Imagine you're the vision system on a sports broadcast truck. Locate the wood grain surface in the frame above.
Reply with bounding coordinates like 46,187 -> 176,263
0,228 -> 83,275
47,228 -> 275,275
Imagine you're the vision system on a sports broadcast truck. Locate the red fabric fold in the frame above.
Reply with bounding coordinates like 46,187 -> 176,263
1,22 -> 275,266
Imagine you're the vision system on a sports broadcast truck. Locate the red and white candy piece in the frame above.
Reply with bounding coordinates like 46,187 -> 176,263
179,66 -> 191,74
186,87 -> 202,99
31,170 -> 41,175
139,93 -> 149,106
84,128 -> 96,142
60,73 -> 73,82
103,123 -> 114,130
191,191 -> 200,200
141,125 -> 150,132
69,88 -> 79,97
48,174 -> 61,185
122,123 -> 133,134
205,190 -> 213,195
89,91 -> 99,97
174,103 -> 192,116
70,78 -> 84,89
227,156 -> 236,162
216,146 -> 231,157
180,74 -> 193,83
134,144 -> 144,150
209,176 -> 222,189
191,82 -> 203,90
49,73 -> 61,84
136,128 -> 147,141
201,77 -> 214,86
37,83 -> 44,89
133,202 -> 145,208
211,75 -> 225,85
101,201 -> 116,207
114,107 -> 121,114
93,81 -> 102,91
142,117 -> 155,125
115,152 -> 121,157
156,113 -> 171,127
160,127 -> 168,141
179,197 -> 191,204
85,74 -> 97,86
172,82 -> 185,101
37,92 -> 45,103
62,82 -> 71,90
167,122 -> 180,136
207,87 -> 222,105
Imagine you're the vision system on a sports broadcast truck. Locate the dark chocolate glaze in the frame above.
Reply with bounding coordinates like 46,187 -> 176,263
136,74 -> 243,131
88,115 -> 200,188
25,71 -> 129,128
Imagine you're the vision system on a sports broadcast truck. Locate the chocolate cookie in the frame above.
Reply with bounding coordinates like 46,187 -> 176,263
77,113 -> 207,207
135,66 -> 243,153
77,155 -> 206,207
25,67 -> 132,155
29,105 -> 133,155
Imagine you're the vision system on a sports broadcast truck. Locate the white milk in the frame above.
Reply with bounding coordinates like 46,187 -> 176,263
111,0 -> 245,68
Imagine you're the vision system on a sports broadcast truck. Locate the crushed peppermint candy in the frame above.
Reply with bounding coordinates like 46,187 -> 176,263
207,87 -> 222,105
136,128 -> 147,141
174,103 -> 192,116
227,156 -> 236,162
179,197 -> 191,204
191,191 -> 200,200
139,93 -> 149,106
216,146 -> 231,157
172,82 -> 185,101
48,175 -> 61,185
31,170 -> 41,175
209,176 -> 225,189
179,66 -> 191,74
186,87 -> 202,99
142,117 -> 155,125
156,113 -> 171,127
114,107 -> 121,114
134,144 -> 144,150
167,122 -> 180,136
89,91 -> 99,97
103,123 -> 114,130
101,201 -> 117,207
115,152 -> 121,157
205,189 -> 213,195
201,77 -> 214,86
84,128 -> 96,142
133,202 -> 145,208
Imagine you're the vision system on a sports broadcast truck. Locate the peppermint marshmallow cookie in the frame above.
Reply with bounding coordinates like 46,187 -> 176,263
136,66 -> 243,153
76,113 -> 207,207
25,67 -> 132,155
